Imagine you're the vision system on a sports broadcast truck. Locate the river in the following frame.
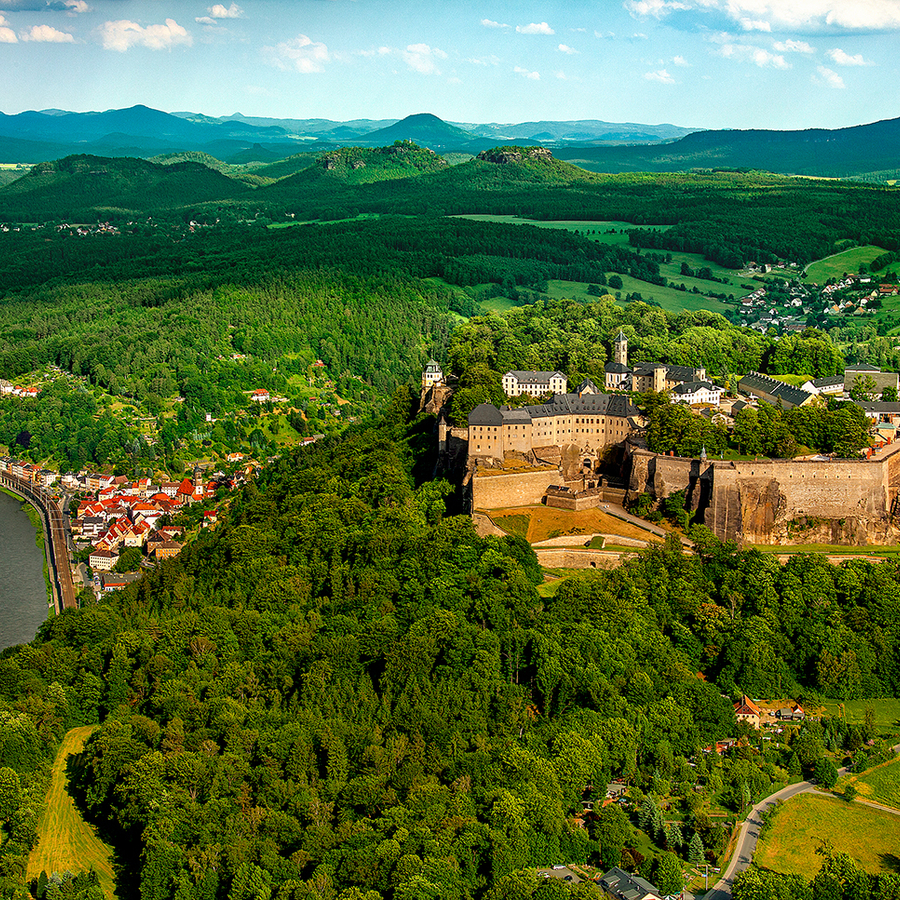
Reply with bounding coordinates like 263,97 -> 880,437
0,490 -> 51,650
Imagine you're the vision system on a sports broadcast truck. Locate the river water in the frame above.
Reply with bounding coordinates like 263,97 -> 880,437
0,490 -> 50,650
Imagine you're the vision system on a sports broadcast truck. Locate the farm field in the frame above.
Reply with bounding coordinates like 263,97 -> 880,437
754,793 -> 900,876
28,726 -> 116,899
837,754 -> 900,811
804,245 -> 896,283
486,504 -> 665,545
821,698 -> 900,735
544,277 -> 732,315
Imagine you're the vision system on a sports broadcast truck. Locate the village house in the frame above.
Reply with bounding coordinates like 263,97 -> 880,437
672,381 -> 725,406
597,868 -> 662,900
89,549 -> 118,571
734,695 -> 762,729
422,359 -> 444,389
604,331 -> 706,394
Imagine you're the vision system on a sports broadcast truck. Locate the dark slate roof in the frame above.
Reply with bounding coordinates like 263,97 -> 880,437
468,403 -> 503,426
632,362 -> 667,375
738,372 -> 812,407
811,374 -> 845,388
500,406 -> 532,423
856,401 -> 900,414
576,378 -> 599,393
665,364 -> 705,383
598,868 -> 660,900
731,399 -> 750,414
845,364 -> 881,373
614,330 -> 627,343
605,361 -> 631,374
673,380 -> 719,395
503,370 -> 564,383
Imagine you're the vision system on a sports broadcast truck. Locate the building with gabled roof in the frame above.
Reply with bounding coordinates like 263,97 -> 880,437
597,868 -> 662,900
502,370 -> 567,398
469,391 -> 642,462
734,694 -> 762,728
738,372 -> 815,410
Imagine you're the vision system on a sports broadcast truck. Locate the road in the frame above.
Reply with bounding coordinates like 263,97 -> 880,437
0,472 -> 77,612
706,746 -> 900,900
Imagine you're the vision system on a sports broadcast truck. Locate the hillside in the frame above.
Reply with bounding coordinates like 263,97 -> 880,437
0,154 -> 249,220
279,142 -> 449,186
556,115 -> 900,177
357,112 -> 478,149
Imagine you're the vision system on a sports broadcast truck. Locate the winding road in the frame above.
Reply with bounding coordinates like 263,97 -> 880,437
706,746 -> 900,900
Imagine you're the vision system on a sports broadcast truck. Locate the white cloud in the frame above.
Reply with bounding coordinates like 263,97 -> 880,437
99,18 -> 192,51
264,33 -> 328,72
673,54 -> 689,64
0,14 -> 17,42
195,16 -> 217,26
626,1 -> 900,33
467,54 -> 500,65
773,39 -> 815,52
827,47 -> 869,64
555,70 -> 567,79
594,29 -> 615,37
516,21 -> 554,34
513,64 -> 540,79
481,18 -> 510,28
644,67 -> 675,82
21,24 -> 74,42
716,42 -> 790,68
208,3 -> 243,18
817,64 -> 845,86
402,43 -> 447,74
558,42 -> 578,53
625,0 -> 689,18
65,1 -> 90,13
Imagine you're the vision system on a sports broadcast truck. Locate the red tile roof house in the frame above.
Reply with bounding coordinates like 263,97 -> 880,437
251,388 -> 271,402
734,695 -> 762,728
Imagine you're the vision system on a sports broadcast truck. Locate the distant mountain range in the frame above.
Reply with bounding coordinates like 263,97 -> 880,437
0,105 -> 899,179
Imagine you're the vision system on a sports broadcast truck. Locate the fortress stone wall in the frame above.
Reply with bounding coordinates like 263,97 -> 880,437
471,468 -> 563,510
629,446 -> 900,545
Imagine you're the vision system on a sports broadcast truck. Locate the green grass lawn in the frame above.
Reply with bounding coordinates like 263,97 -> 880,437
821,698 -> 900,735
29,726 -> 116,899
804,245 -> 894,283
450,215 -> 669,240
755,793 -> 900,876
752,545 -> 900,559
838,754 -> 900,810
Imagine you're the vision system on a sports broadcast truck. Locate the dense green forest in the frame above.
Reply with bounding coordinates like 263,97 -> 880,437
1,402 -> 900,897
4,149 -> 900,275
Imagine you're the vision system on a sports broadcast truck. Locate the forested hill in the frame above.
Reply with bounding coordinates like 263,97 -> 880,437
0,154 -> 249,221
555,115 -> 900,178
279,141 -> 449,186
2,403 -> 900,897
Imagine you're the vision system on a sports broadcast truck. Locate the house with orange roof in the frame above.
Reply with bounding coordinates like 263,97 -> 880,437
734,695 -> 761,728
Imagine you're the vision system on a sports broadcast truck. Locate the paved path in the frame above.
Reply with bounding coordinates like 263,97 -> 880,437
604,502 -> 693,548
705,746 -> 900,900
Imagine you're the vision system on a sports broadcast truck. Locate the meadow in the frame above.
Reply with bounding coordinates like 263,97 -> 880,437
754,793 -> 900,876
804,245 -> 896,283
28,726 -> 116,899
821,698 -> 900,735
838,755 -> 900,811
487,505 -> 664,545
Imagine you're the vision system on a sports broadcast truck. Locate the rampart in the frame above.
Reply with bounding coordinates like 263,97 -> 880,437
628,445 -> 900,545
471,468 -> 563,510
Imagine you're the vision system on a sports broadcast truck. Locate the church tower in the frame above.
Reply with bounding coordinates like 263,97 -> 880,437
613,330 -> 628,367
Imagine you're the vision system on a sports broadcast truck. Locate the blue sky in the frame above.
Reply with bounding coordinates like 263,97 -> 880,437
1,0 -> 899,130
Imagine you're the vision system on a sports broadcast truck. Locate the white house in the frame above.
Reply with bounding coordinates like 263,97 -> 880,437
672,381 -> 724,406
501,370 -> 567,398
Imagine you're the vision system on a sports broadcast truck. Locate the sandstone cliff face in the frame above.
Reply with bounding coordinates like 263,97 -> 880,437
628,447 -> 900,546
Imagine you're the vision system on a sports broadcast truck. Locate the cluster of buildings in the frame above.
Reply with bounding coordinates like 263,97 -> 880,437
0,457 -> 58,487
0,381 -> 41,399
734,695 -> 805,729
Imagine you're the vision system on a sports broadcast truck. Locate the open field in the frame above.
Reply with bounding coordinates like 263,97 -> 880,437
545,277 -> 732,315
487,505 -> 664,545
804,245 -> 894,283
821,698 -> 900,735
755,793 -> 900,876
838,754 -> 900,810
451,215 -> 669,240
28,726 -> 116,899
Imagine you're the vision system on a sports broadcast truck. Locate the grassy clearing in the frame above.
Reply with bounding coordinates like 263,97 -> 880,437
838,755 -> 900,810
804,245 -> 893,283
478,296 -> 520,314
821,698 -> 900,735
28,726 -> 116,899
544,277 -> 732,316
755,793 -> 900,876
752,544 -> 900,559
486,505 -> 663,544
